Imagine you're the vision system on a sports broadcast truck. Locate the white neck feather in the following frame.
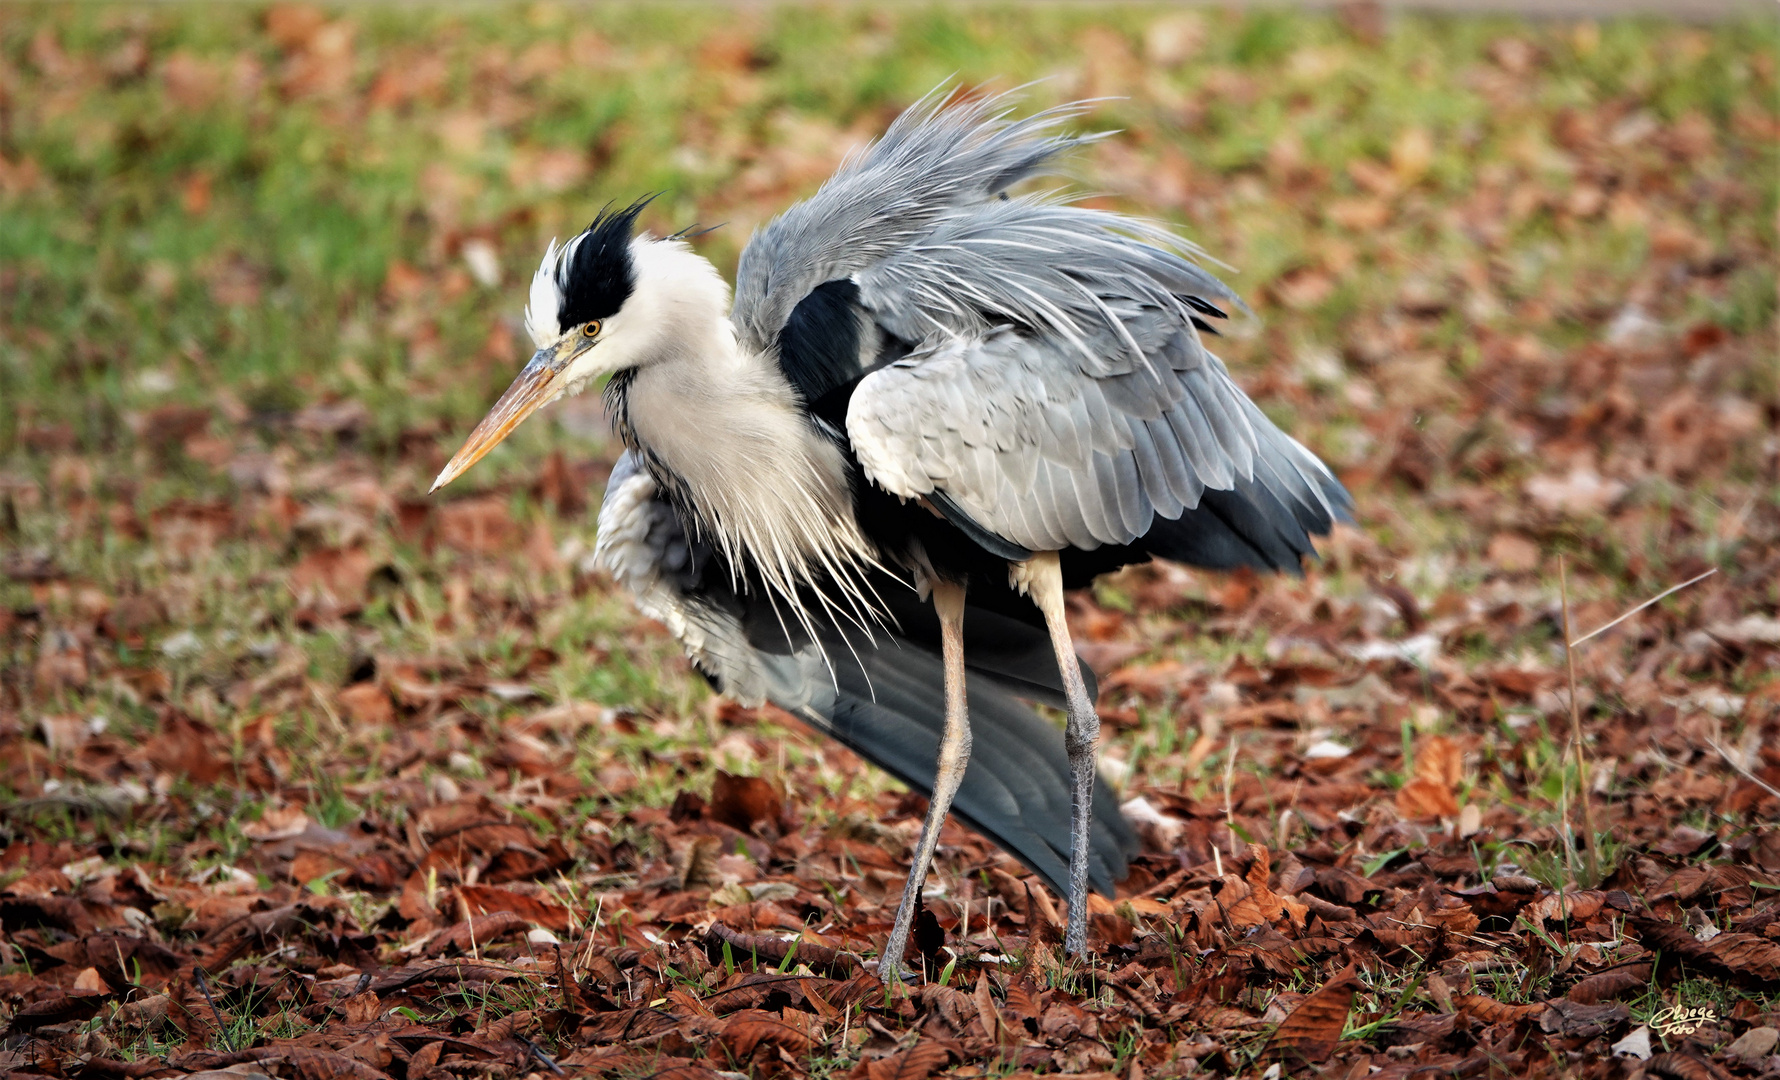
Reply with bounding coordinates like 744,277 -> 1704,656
614,242 -> 884,634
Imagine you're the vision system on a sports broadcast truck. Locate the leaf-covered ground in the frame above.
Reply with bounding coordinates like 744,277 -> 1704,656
2,5 -> 1777,1080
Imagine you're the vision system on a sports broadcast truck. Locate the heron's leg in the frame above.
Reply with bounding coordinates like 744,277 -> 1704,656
879,578 -> 971,986
1019,551 -> 1098,956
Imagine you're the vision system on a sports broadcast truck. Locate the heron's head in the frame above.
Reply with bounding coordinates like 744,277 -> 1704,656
433,197 -> 729,492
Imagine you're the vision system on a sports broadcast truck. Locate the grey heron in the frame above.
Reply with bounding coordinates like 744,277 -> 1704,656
433,89 -> 1351,983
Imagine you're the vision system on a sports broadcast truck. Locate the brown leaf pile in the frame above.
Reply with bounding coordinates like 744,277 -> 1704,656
2,5 -> 1777,1080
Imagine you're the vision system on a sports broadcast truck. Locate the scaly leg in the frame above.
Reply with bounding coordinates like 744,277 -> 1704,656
1019,551 -> 1098,956
879,578 -> 972,986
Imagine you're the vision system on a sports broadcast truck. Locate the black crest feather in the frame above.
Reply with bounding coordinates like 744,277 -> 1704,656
557,196 -> 653,333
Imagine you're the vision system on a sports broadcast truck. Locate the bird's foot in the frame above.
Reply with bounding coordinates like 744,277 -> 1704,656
876,950 -> 906,987
879,888 -> 920,987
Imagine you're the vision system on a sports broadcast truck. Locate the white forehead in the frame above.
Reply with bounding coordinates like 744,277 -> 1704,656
524,235 -> 576,349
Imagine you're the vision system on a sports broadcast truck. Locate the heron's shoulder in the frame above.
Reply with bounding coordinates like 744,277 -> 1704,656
771,278 -> 919,423
776,278 -> 865,404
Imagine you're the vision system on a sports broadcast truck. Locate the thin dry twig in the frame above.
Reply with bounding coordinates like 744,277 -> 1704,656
460,893 -> 480,961
192,966 -> 230,1049
1554,562 -> 1720,882
1705,737 -> 1780,802
524,1039 -> 566,1076
1223,735 -> 1239,860
1568,568 -> 1718,648
1558,557 -> 1601,885
309,682 -> 345,734
577,893 -> 605,978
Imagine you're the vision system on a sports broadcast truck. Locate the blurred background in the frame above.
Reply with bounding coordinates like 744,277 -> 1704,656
0,0 -> 1777,1005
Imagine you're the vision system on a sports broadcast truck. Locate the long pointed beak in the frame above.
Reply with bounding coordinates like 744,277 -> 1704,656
432,339 -> 581,492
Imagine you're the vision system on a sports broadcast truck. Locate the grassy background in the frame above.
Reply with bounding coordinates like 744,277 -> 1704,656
4,5 -> 1772,449
1,2 -> 1776,867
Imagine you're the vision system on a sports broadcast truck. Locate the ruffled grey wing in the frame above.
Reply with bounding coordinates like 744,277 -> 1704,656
845,197 -> 1349,559
727,89 -> 1348,567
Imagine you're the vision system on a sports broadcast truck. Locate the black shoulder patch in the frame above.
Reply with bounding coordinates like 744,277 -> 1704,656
558,197 -> 652,333
777,279 -> 865,405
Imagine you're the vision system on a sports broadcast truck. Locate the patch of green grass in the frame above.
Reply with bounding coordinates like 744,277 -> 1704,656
1344,966 -> 1429,1041
1468,961 -> 1553,1007
106,1009 -> 184,1063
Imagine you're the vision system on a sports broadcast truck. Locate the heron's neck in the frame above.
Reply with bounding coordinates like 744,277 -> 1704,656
608,301 -> 881,625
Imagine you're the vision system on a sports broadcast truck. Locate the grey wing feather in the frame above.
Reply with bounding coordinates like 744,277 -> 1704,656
731,88 -> 1104,358
840,189 -> 1346,554
849,315 -> 1347,553
855,198 -> 1238,372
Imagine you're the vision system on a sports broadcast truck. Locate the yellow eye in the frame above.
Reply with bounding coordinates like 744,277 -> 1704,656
583,320 -> 602,338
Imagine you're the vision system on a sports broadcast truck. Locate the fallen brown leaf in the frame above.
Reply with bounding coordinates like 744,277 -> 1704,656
1395,776 -> 1459,819
1262,964 -> 1359,1065
708,770 -> 782,834
859,1041 -> 950,1080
